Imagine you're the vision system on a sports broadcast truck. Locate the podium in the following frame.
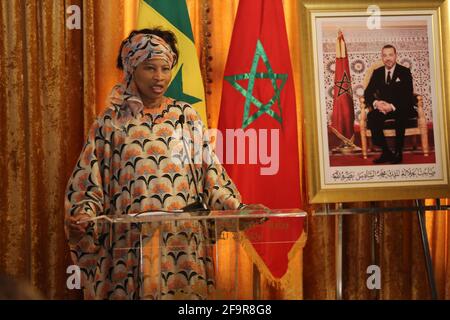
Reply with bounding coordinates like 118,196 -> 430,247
86,208 -> 306,300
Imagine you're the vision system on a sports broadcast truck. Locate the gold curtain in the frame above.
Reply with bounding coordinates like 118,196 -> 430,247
0,0 -> 137,299
1,0 -> 449,300
426,199 -> 450,299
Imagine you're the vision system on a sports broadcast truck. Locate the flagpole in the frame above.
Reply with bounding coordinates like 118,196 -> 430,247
335,203 -> 343,300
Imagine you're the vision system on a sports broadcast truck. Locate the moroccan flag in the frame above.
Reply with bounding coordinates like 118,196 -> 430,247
330,31 -> 355,144
137,0 -> 207,123
218,0 -> 304,280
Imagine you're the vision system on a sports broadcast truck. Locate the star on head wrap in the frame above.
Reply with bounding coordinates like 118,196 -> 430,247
108,33 -> 177,118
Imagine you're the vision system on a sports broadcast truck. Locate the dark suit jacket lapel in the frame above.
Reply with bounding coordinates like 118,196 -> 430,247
376,67 -> 386,86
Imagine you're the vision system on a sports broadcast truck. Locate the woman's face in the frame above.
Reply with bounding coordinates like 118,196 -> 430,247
133,58 -> 172,103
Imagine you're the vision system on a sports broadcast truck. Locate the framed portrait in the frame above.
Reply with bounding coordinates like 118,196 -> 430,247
299,0 -> 450,203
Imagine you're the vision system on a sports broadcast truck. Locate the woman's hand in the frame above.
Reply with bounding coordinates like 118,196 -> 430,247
238,203 -> 270,230
66,213 -> 92,243
240,203 -> 270,212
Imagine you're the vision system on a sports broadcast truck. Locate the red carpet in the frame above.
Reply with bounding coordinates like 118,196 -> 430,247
330,151 -> 436,167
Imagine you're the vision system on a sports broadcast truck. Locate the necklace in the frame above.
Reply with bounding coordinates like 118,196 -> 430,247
143,97 -> 170,114
143,97 -> 173,130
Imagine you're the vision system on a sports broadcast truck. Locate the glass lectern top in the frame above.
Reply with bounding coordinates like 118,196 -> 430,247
81,208 -> 306,224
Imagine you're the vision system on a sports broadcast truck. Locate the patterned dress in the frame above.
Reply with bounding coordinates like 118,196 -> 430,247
65,97 -> 242,299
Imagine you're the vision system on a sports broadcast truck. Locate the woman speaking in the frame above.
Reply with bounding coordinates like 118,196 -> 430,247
64,28 -> 247,300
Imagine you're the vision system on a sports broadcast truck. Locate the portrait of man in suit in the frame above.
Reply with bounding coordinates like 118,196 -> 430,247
364,44 -> 417,164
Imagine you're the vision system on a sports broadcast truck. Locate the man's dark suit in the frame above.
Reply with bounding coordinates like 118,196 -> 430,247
364,63 -> 417,159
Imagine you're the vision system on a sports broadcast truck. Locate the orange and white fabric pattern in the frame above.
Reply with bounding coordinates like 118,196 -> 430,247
64,97 -> 242,299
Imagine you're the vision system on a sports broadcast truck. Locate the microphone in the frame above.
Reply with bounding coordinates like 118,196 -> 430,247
178,114 -> 209,213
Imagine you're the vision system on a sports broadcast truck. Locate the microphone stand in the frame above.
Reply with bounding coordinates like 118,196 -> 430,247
177,113 -> 216,248
178,114 -> 210,215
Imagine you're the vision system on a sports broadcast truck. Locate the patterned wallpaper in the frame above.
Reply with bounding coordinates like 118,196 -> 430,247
321,27 -> 433,125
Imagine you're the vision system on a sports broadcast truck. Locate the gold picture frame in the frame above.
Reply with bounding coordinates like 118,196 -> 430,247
299,0 -> 450,203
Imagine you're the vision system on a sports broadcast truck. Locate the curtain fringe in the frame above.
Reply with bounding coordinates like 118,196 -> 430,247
239,232 -> 307,298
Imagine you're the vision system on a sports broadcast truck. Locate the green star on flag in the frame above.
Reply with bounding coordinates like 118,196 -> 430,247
224,40 -> 287,129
